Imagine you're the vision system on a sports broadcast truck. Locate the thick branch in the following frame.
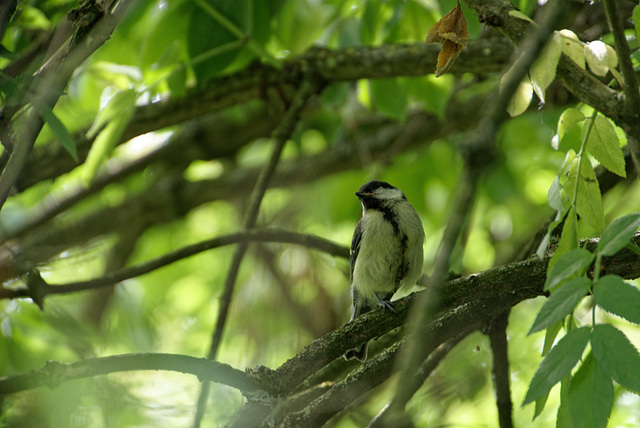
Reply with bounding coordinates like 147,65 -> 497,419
7,39 -> 512,192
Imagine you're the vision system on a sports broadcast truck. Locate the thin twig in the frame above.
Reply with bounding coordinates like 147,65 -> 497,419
0,228 -> 347,301
192,76 -> 325,428
368,333 -> 467,427
488,310 -> 513,428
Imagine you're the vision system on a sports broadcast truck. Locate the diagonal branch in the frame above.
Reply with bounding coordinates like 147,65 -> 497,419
0,0 -> 132,211
383,0 -> 567,423
192,75 -> 326,427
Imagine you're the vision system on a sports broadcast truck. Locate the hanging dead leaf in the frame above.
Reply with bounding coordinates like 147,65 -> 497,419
425,2 -> 469,77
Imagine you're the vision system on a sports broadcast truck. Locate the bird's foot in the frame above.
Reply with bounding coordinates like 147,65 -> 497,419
376,294 -> 396,313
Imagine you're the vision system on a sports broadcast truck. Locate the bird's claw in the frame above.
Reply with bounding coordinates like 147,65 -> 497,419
376,294 -> 396,313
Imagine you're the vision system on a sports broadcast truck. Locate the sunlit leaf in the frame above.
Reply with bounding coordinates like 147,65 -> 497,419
583,114 -> 625,178
558,29 -> 585,69
594,275 -> 640,324
523,326 -> 590,405
591,324 -> 640,394
530,32 -> 562,103
87,89 -> 137,139
569,156 -> 605,233
585,41 -> 618,77
424,2 -> 469,77
83,105 -> 135,186
557,108 -> 585,145
568,353 -> 613,428
502,72 -> 533,117
508,9 -> 535,24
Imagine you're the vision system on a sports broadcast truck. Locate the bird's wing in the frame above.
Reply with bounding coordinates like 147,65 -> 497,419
350,218 -> 364,283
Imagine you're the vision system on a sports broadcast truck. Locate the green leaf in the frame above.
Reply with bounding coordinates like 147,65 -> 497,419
594,275 -> 640,324
187,0 -> 275,81
547,176 -> 564,212
508,9 -> 535,24
523,326 -> 591,405
584,114 -> 626,177
533,391 -> 550,420
571,156 -> 605,233
83,107 -> 135,186
530,32 -> 562,103
503,72 -> 533,117
545,248 -> 594,291
542,321 -> 563,357
38,105 -> 78,162
634,5 -> 640,42
591,324 -> 640,394
557,107 -> 585,145
87,89 -> 137,139
585,41 -> 618,77
548,208 -> 579,270
556,377 -> 571,428
568,353 -> 613,428
530,277 -> 590,334
361,0 -> 381,45
558,29 -> 585,69
597,213 -> 640,256
370,78 -> 408,121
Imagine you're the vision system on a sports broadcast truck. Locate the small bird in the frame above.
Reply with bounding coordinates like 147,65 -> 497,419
344,180 -> 425,361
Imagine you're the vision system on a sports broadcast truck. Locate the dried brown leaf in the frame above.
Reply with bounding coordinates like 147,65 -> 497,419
425,2 -> 469,77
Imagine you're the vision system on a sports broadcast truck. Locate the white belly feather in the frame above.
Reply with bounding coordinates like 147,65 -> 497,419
352,205 -> 424,307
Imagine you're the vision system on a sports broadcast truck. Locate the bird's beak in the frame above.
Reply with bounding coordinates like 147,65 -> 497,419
355,192 -> 375,198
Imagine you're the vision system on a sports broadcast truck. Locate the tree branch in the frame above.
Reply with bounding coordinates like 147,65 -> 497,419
384,0 -> 567,422
0,353 -> 261,396
6,39 -> 513,193
488,310 -> 513,428
193,75 -> 326,427
601,0 -> 640,179
0,228 -> 348,301
464,0 -> 626,124
0,0 -> 132,210
0,110 -> 442,284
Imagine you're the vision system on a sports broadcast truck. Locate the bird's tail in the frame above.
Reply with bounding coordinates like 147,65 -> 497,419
344,344 -> 368,361
344,301 -> 372,361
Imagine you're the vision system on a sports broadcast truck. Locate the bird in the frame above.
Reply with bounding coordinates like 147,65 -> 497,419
344,180 -> 425,361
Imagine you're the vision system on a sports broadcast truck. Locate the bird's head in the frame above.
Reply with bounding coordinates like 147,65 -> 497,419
356,180 -> 406,211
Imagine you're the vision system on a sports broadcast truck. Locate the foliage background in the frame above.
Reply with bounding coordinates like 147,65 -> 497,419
0,0 -> 639,427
